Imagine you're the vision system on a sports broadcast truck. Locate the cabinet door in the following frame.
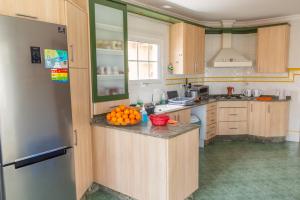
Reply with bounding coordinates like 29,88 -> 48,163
265,102 -> 289,137
249,102 -> 267,136
8,0 -> 65,24
170,23 -> 184,74
0,0 -> 10,15
257,25 -> 290,73
183,23 -> 196,74
90,0 -> 128,102
66,1 -> 89,68
194,26 -> 205,74
178,109 -> 191,124
70,69 -> 93,200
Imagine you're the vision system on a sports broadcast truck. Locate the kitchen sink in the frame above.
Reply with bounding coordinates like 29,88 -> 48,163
154,104 -> 184,113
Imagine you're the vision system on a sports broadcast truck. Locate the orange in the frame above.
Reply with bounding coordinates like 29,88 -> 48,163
129,109 -> 134,114
123,114 -> 129,119
116,112 -> 122,118
116,107 -> 121,112
121,121 -> 127,126
119,105 -> 126,111
125,118 -> 130,124
130,119 -> 136,125
117,117 -> 123,123
111,111 -> 116,117
111,117 -> 117,122
106,113 -> 111,120
133,110 -> 139,116
124,109 -> 130,115
129,114 -> 135,119
135,114 -> 141,121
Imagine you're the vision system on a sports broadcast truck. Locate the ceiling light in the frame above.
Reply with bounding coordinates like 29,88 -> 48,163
162,5 -> 172,9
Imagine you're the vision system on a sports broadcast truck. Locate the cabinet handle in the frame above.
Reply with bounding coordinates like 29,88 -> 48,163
16,13 -> 38,19
229,114 -> 238,116
229,128 -> 238,130
74,130 -> 78,146
70,44 -> 74,62
268,105 -> 270,113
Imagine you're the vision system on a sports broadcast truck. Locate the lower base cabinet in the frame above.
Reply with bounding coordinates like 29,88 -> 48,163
93,126 -> 199,200
168,109 -> 191,124
249,101 -> 289,137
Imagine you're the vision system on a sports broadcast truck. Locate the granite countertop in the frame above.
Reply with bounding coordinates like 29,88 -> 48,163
92,95 -> 290,139
92,114 -> 200,139
155,95 -> 291,114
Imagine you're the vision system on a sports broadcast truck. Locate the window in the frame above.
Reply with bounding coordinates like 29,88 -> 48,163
128,41 -> 159,81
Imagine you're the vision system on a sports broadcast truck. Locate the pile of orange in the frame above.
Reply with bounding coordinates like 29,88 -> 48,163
106,105 -> 141,126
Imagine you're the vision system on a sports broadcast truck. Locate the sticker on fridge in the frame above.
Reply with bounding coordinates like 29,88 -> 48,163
51,69 -> 69,83
44,49 -> 68,69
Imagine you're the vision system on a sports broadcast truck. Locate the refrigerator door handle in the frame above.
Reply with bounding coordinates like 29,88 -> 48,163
4,146 -> 72,169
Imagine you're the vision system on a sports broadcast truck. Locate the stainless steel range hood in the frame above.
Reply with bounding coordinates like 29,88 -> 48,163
210,20 -> 253,68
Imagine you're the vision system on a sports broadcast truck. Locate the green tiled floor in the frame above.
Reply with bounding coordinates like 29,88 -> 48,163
86,141 -> 300,200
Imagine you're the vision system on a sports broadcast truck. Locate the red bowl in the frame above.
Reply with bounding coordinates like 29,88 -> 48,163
149,114 -> 170,126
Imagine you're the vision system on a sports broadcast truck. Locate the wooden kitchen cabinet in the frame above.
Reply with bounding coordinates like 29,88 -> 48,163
1,0 -> 65,24
93,126 -> 199,200
168,109 -> 191,124
256,24 -> 290,73
217,101 -> 249,135
70,69 -> 93,200
170,22 -> 205,75
249,101 -> 289,137
65,1 -> 89,68
67,1 -> 93,199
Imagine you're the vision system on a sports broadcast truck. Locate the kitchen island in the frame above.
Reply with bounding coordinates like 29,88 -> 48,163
92,115 -> 200,200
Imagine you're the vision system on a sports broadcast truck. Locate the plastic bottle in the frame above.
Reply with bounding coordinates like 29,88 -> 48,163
141,105 -> 148,123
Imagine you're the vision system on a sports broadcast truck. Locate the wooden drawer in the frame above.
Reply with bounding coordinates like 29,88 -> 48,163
218,122 -> 248,135
207,102 -> 217,111
218,101 -> 248,108
218,107 -> 248,122
206,123 -> 217,139
207,109 -> 217,125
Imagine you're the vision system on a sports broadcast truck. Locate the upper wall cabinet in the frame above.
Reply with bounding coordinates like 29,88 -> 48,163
89,0 -> 128,102
256,24 -> 290,73
0,0 -> 65,25
170,22 -> 205,75
66,1 -> 89,68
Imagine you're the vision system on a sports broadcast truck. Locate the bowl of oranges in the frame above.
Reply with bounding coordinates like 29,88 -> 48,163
106,105 -> 142,126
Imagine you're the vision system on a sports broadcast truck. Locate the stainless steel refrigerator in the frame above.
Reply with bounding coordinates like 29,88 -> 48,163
0,16 -> 76,200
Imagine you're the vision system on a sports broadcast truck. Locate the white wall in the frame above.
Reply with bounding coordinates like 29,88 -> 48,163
205,17 -> 300,142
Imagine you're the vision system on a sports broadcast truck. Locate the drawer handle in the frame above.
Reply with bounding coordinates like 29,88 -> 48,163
16,13 -> 38,19
229,128 -> 238,130
229,114 -> 238,116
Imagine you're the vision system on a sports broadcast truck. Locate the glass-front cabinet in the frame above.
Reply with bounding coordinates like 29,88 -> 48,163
89,0 -> 128,102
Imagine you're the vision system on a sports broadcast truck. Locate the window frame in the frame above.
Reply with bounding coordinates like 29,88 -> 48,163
128,33 -> 164,85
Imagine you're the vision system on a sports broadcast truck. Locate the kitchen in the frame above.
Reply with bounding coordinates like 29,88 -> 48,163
0,0 -> 299,200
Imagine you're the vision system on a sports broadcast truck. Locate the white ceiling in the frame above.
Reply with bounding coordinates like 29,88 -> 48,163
127,0 -> 300,21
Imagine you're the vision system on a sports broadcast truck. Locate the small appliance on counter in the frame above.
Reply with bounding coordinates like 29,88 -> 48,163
227,86 -> 234,96
191,85 -> 209,100
242,89 -> 252,97
252,89 -> 262,97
